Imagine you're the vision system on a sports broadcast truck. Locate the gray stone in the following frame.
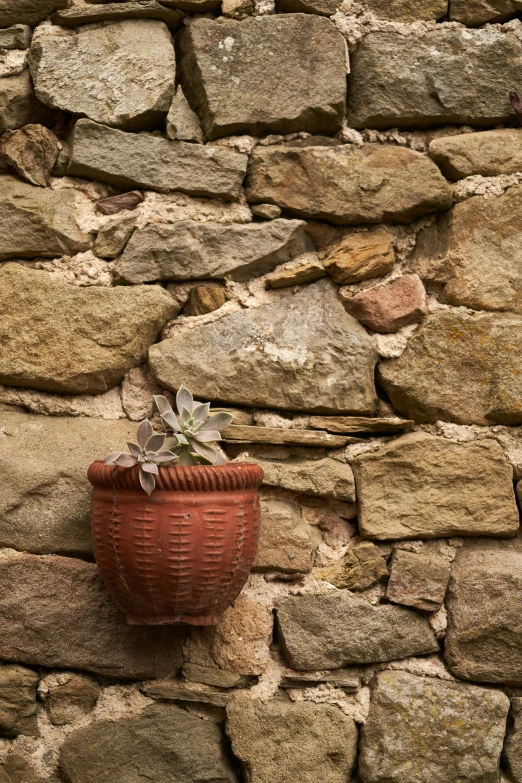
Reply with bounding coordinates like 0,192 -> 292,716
253,498 -> 321,573
0,174 -> 90,260
93,213 -> 136,259
504,697 -> 522,783
316,541 -> 389,591
279,672 -> 358,691
429,128 -> 522,180
115,219 -> 312,284
179,15 -> 346,139
226,695 -> 358,783
0,553 -> 187,679
0,0 -> 68,26
44,673 -> 100,726
386,549 -> 451,611
364,0 -> 447,19
445,548 -> 522,685
0,410 -> 136,556
29,20 -> 175,131
0,124 -> 59,187
275,0 -> 341,15
348,29 -> 522,129
412,186 -> 522,314
0,664 -> 38,737
246,144 -> 453,225
59,703 -> 236,783
182,663 -> 250,688
223,425 -> 352,447
0,71 -> 54,133
141,681 -> 230,707
0,263 -> 177,394
353,433 -> 518,540
158,0 -> 221,10
0,26 -> 32,50
68,119 -> 247,200
166,86 -> 204,143
379,309 -> 522,425
450,0 -> 521,25
238,455 -> 356,501
52,1 -> 184,29
308,415 -> 414,433
149,279 -> 379,414
277,592 -> 438,669
359,671 -> 509,783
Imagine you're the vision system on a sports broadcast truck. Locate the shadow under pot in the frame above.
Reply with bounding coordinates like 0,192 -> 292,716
87,461 -> 264,627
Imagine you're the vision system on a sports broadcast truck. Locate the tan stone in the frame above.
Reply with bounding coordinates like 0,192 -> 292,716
0,385 -> 125,419
364,0 -> 448,20
0,264 -> 177,394
182,663 -> 250,688
224,425 -> 350,448
166,86 -> 204,143
320,228 -> 395,284
238,455 -> 356,501
221,0 -> 255,17
386,549 -> 451,611
254,498 -> 321,573
247,144 -> 453,225
0,26 -> 32,50
316,541 -> 388,590
0,124 -> 59,187
184,285 -> 226,316
44,673 -> 100,726
251,204 -> 282,220
0,664 -> 38,737
354,433 -> 518,540
0,71 -> 53,133
266,260 -> 325,289
504,697 -> 522,783
343,275 -> 427,334
449,0 -> 521,25
140,681 -> 230,708
0,0 -> 68,26
52,1 -> 184,29
429,128 -> 522,180
308,415 -> 414,433
93,213 -> 136,259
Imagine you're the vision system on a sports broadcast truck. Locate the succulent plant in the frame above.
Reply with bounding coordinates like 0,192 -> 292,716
104,386 -> 234,494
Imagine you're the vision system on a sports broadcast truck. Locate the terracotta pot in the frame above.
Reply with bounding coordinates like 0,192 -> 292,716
88,461 -> 263,626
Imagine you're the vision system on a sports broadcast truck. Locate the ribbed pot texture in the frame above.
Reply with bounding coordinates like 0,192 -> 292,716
88,461 -> 264,626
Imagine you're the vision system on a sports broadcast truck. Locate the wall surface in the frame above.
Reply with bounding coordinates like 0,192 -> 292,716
1,0 -> 522,780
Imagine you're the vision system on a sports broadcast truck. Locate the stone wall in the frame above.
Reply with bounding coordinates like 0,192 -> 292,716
1,0 -> 522,780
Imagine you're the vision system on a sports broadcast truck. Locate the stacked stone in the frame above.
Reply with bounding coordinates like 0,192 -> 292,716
2,0 -> 522,780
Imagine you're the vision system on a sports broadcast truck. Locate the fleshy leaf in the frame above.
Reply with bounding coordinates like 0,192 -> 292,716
137,419 -> 154,449
188,439 -> 217,463
213,450 -> 227,466
176,386 -> 194,414
178,451 -> 198,466
145,433 -> 165,453
200,412 -> 234,432
142,462 -> 159,474
104,451 -> 125,466
195,430 -> 222,443
153,395 -> 173,416
176,432 -> 189,445
192,402 -> 210,425
114,453 -> 138,468
128,442 -> 142,458
162,410 -> 181,433
179,406 -> 192,428
139,467 -> 156,495
154,451 -> 178,464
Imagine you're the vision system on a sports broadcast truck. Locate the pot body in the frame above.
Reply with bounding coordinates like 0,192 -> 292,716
88,461 -> 263,626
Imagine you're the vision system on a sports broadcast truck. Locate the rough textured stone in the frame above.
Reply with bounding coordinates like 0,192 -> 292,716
160,0 -> 220,10
386,549 -> 451,611
277,593 -> 438,669
412,186 -> 522,314
353,433 -> 518,540
309,415 -> 414,433
504,697 -> 522,783
348,29 -> 522,129
316,541 -> 389,590
246,145 -> 453,225
59,703 -> 236,783
266,259 -> 326,289
379,309 -> 522,425
0,410 -> 136,556
29,20 -> 175,132
179,16 -> 346,139
222,0 -> 255,18
364,0 -> 448,20
0,72 -> 52,133
280,672 -> 358,690
0,124 -> 59,187
93,213 -> 136,259
184,285 -> 226,316
44,673 -> 100,726
166,86 -> 204,143
52,1 -> 184,29
275,0 -> 341,15
96,190 -> 143,215
359,671 -> 509,783
0,264 -> 177,394
320,228 -> 395,284
68,119 -> 247,200
224,425 -> 351,447
0,553 -> 186,679
429,129 -> 522,180
115,219 -> 312,283
445,548 -> 522,685
251,204 -> 282,220
182,663 -> 249,689
450,0 -> 521,25
0,0 -> 68,26
239,455 -> 356,501
0,664 -> 38,737
0,384 -> 125,419
0,755 -> 44,783
150,279 -> 378,414
0,26 -> 32,50
227,696 -> 358,783
141,681 -> 230,707
253,498 -> 320,573
0,174 -> 90,260
344,275 -> 427,333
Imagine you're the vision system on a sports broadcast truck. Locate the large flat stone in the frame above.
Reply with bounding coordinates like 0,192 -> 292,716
52,1 -> 184,29
379,309 -> 522,425
223,425 -> 352,447
238,455 -> 356,501
449,0 -> 521,25
246,144 -> 453,225
0,410 -> 136,556
353,433 -> 518,540
0,0 -> 68,26
59,703 -> 236,783
149,279 -> 378,414
276,593 -> 438,670
429,129 -> 522,180
179,16 -> 346,139
359,671 -> 509,783
0,264 -> 177,394
445,548 -> 522,685
29,20 -> 175,131
348,29 -> 522,129
0,174 -> 90,260
114,219 -> 312,284
412,186 -> 522,314
68,119 -> 247,200
0,553 -> 186,679
226,696 -> 358,783
0,71 -> 54,133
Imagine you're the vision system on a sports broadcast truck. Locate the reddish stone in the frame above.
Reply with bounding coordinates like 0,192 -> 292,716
343,274 -> 427,333
95,190 -> 143,215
